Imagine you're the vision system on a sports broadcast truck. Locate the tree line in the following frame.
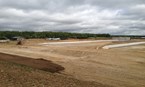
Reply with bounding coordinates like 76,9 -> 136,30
0,31 -> 111,39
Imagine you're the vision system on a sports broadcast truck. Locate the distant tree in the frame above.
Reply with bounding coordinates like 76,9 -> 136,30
0,31 -> 111,39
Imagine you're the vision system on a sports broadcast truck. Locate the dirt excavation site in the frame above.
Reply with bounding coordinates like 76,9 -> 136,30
0,39 -> 145,87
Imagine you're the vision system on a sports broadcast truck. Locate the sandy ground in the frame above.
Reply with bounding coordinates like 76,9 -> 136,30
0,39 -> 145,87
0,60 -> 108,87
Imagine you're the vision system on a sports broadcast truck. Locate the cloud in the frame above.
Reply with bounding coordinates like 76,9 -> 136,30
0,0 -> 145,35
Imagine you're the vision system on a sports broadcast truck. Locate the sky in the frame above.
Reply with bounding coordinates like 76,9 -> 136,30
0,0 -> 145,35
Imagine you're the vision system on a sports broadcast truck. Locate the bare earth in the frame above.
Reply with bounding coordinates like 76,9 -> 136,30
0,39 -> 145,87
0,53 -> 109,87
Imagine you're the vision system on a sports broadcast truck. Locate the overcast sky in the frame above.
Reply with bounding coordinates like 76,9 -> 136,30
0,0 -> 145,35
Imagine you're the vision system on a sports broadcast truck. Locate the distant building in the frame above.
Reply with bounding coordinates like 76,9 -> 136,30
11,36 -> 24,41
112,37 -> 131,41
141,37 -> 145,39
0,37 -> 10,43
46,38 -> 61,41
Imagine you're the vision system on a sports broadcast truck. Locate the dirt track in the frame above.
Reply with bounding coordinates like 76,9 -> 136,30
0,39 -> 145,87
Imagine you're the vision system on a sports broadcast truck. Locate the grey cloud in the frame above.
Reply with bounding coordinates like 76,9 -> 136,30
0,0 -> 145,35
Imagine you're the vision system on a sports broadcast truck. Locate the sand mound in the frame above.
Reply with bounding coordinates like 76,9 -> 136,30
0,53 -> 64,73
